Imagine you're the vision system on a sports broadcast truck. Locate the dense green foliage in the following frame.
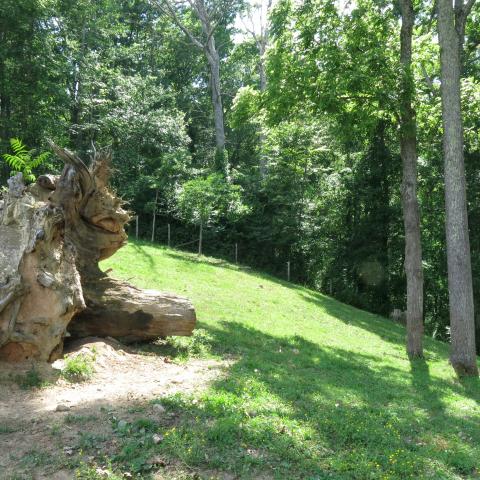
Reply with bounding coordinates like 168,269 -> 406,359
1,0 -> 480,347
98,241 -> 480,479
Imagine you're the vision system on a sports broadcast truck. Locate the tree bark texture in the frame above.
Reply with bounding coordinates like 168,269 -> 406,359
399,0 -> 424,359
0,145 -> 196,362
206,45 -> 226,155
68,278 -> 196,343
438,0 -> 478,375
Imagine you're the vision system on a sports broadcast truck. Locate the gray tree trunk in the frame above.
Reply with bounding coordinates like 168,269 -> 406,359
199,221 -> 203,256
258,40 -> 268,93
399,0 -> 424,359
205,43 -> 226,156
438,0 -> 478,376
161,0 -> 227,171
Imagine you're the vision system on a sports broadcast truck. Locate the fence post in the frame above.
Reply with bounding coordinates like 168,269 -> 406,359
287,261 -> 291,282
135,215 -> 139,240
235,243 -> 238,264
167,223 -> 171,248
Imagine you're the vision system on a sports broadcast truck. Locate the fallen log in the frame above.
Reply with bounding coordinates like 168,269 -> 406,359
68,277 -> 196,343
0,144 -> 196,361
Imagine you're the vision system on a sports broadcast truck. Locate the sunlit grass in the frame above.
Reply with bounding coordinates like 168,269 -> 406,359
101,240 -> 480,479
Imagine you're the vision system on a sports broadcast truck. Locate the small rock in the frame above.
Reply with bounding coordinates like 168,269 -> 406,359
152,433 -> 164,444
117,420 -> 128,429
56,404 -> 70,412
147,455 -> 166,467
95,468 -> 109,477
153,403 -> 166,413
63,446 -> 74,456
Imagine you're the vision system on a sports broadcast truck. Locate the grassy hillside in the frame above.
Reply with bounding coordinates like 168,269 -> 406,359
102,241 -> 480,480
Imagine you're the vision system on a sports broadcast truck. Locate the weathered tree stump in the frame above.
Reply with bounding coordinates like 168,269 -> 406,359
0,144 -> 196,362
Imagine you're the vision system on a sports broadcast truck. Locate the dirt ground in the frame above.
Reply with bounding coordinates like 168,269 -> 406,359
0,338 -> 226,480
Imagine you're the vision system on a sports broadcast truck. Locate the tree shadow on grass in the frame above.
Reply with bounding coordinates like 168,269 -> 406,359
5,321 -> 480,480
299,289 -> 456,363
129,242 -> 156,270
155,321 -> 480,479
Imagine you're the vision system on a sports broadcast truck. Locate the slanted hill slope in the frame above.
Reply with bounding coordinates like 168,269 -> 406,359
102,241 -> 480,480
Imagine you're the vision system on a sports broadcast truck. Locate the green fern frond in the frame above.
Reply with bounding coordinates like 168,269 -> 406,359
2,153 -> 25,170
2,138 -> 49,184
10,138 -> 28,156
30,151 -> 50,168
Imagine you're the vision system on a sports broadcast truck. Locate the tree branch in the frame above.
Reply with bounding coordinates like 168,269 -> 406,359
463,0 -> 477,18
158,0 -> 205,50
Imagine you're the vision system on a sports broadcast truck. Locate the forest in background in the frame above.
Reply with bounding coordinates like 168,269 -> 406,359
1,0 -> 480,351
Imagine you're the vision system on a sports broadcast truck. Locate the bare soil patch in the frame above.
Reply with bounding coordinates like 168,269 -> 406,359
0,338 -> 226,480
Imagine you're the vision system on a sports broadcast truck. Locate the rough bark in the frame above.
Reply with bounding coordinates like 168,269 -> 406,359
438,0 -> 478,375
206,45 -> 225,154
68,278 -> 196,343
0,174 -> 85,361
0,145 -> 196,362
399,0 -> 424,359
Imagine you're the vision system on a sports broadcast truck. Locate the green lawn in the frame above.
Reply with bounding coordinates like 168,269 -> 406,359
101,240 -> 480,480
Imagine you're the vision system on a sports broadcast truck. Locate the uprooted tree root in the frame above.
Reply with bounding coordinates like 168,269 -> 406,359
0,144 -> 195,362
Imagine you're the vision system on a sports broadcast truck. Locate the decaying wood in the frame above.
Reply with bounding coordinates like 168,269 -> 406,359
0,145 -> 196,362
0,174 -> 85,361
68,278 -> 196,343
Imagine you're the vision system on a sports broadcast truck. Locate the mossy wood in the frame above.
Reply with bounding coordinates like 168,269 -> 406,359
0,144 -> 196,362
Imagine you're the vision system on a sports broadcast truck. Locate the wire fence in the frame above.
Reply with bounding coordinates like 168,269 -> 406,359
131,214 -> 293,282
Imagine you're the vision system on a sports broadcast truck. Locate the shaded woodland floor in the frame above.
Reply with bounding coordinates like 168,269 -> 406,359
1,241 -> 479,479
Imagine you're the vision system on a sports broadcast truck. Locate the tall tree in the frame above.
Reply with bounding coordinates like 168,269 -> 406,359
240,0 -> 272,177
437,0 -> 478,375
241,0 -> 272,92
159,0 -> 236,172
398,0 -> 424,358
